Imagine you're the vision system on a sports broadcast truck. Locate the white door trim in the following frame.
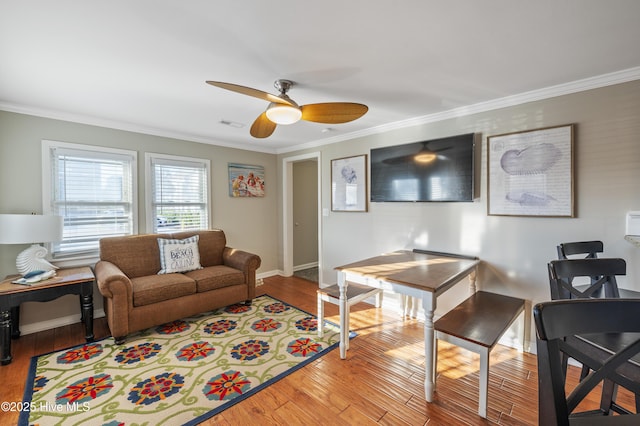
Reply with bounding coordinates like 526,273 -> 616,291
282,152 -> 322,284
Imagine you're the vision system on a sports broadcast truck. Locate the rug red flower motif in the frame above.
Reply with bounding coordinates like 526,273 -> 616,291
20,295 -> 343,425
56,373 -> 114,404
202,370 -> 251,401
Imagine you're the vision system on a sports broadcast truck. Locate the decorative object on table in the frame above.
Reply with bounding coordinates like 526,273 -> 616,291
20,295 -> 343,426
487,124 -> 574,217
206,79 -> 368,138
0,214 -> 63,276
331,154 -> 368,212
11,269 -> 57,285
228,163 -> 265,197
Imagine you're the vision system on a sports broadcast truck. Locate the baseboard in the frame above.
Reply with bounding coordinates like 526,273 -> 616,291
19,309 -> 106,336
293,262 -> 318,272
256,269 -> 280,279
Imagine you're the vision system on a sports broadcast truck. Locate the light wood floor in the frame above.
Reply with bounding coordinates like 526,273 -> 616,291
0,275 -> 633,425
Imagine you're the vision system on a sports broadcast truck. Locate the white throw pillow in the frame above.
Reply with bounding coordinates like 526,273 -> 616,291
157,235 -> 203,274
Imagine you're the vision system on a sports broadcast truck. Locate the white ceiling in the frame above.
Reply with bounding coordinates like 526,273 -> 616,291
1,1 -> 640,154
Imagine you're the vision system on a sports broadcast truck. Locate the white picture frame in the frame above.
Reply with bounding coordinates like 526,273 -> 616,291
487,124 -> 575,217
331,154 -> 368,212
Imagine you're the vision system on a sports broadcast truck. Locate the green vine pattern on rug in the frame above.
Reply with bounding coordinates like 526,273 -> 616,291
22,295 -> 341,426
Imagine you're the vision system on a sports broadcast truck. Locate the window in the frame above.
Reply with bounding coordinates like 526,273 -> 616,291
42,141 -> 137,260
146,153 -> 210,233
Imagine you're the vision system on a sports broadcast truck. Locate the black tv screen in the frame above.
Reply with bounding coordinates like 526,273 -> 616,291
370,133 -> 475,202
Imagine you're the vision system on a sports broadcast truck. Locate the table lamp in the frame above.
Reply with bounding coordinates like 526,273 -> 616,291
0,214 -> 64,276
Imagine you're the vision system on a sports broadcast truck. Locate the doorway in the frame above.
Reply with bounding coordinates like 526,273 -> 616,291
292,159 -> 318,282
282,152 -> 322,284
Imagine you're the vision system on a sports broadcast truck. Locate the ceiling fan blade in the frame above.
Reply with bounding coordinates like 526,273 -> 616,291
206,81 -> 294,106
300,102 -> 368,124
250,112 -> 277,138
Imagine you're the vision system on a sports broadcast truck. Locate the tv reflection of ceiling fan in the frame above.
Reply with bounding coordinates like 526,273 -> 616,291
206,79 -> 368,139
382,141 -> 452,165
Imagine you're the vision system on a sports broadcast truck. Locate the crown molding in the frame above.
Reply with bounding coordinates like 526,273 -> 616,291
0,102 -> 277,154
277,66 -> 640,154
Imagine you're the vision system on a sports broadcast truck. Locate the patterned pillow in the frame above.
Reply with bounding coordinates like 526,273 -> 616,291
157,235 -> 203,274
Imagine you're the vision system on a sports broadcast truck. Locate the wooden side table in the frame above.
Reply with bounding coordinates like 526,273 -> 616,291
0,266 -> 95,365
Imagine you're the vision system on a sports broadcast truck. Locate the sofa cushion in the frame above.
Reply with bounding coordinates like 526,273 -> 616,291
132,274 -> 196,307
157,235 -> 203,274
100,234 -> 163,278
172,230 -> 226,267
185,265 -> 245,292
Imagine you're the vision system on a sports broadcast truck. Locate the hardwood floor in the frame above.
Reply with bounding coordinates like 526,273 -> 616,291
0,275 -> 633,425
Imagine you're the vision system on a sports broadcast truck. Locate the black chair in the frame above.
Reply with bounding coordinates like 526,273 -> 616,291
535,298 -> 640,425
548,258 -> 637,410
547,258 -> 625,300
557,240 -> 604,260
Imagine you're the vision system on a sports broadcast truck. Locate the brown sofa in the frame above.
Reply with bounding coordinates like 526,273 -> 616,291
95,229 -> 261,344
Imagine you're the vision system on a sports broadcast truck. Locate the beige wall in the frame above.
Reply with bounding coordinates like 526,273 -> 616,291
278,80 -> 640,347
0,111 -> 278,331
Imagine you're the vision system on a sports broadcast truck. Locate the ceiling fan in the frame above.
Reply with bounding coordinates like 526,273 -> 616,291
205,79 -> 368,138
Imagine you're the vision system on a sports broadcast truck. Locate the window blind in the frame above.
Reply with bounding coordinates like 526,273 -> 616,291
150,156 -> 209,233
49,146 -> 135,258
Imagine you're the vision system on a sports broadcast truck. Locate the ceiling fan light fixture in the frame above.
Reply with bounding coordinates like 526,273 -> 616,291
414,152 -> 437,163
265,103 -> 302,125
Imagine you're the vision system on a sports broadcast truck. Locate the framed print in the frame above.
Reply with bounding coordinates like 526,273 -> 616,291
331,154 -> 368,212
487,124 -> 574,217
228,163 -> 265,197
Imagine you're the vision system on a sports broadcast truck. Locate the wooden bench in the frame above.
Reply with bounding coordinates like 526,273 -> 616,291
434,291 -> 528,418
317,282 -> 382,343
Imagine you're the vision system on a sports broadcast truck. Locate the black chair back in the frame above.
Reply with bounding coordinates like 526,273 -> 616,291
534,298 -> 640,425
557,240 -> 604,259
548,258 -> 625,300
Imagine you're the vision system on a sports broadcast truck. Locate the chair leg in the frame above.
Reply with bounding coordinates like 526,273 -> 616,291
400,294 -> 408,317
317,294 -> 324,338
601,379 -> 615,414
374,291 -> 382,308
579,364 -> 590,380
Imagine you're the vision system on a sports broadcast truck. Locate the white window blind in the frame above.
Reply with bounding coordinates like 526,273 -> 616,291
149,155 -> 209,233
45,143 -> 136,259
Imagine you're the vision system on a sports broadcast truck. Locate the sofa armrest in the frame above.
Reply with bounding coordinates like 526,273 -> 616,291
222,247 -> 261,299
95,260 -> 133,307
223,247 -> 261,272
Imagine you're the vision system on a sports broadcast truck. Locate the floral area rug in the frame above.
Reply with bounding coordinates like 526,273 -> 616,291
20,295 -> 342,426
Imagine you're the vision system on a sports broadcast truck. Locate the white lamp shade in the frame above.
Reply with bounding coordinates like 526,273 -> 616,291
265,103 -> 302,125
0,214 -> 64,244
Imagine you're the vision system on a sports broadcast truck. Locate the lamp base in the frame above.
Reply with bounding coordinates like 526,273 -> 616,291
16,244 -> 58,276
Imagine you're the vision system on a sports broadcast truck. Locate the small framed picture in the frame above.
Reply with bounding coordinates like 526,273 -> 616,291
228,163 -> 265,197
331,154 -> 368,212
487,124 -> 574,217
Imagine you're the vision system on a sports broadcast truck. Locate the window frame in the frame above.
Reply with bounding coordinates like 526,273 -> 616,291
144,152 -> 211,234
42,140 -> 138,266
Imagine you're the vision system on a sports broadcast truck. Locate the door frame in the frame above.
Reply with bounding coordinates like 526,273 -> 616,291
282,151 -> 322,284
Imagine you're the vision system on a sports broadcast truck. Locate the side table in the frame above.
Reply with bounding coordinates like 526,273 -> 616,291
0,266 -> 95,365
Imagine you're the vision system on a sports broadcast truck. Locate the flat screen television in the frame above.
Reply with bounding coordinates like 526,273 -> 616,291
370,133 -> 475,202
